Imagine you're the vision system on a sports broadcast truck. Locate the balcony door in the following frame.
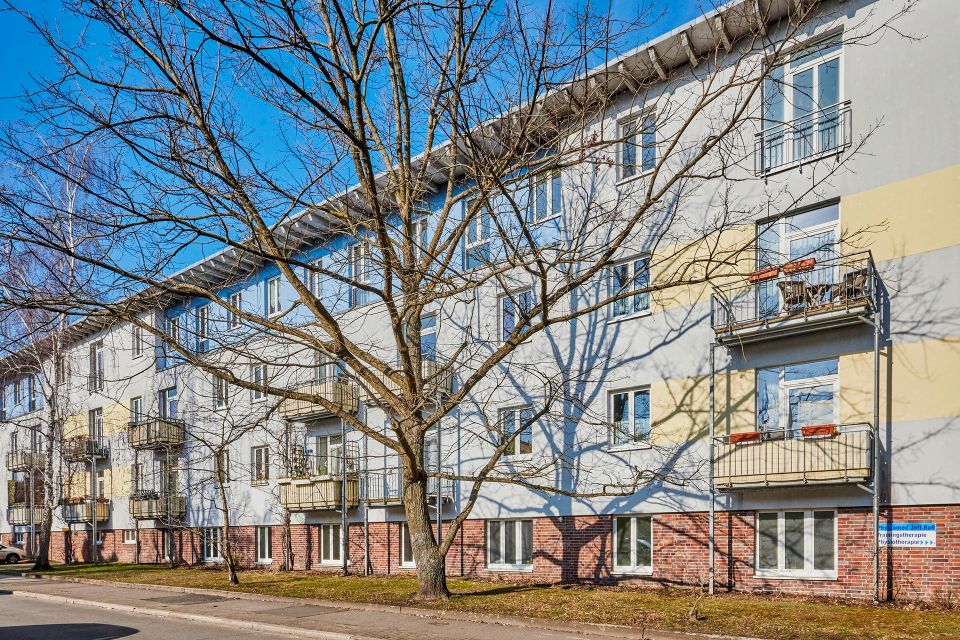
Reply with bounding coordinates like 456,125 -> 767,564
757,358 -> 839,435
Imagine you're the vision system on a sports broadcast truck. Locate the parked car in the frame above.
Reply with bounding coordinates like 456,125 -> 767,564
0,544 -> 29,563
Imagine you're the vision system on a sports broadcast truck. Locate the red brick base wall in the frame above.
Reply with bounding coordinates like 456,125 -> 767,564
19,504 -> 957,602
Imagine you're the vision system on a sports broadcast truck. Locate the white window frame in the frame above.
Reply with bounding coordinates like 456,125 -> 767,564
608,387 -> 652,449
129,396 -> 143,424
755,510 -> 838,580
256,526 -> 272,563
202,527 -> 223,562
612,515 -> 653,575
619,110 -> 657,181
122,529 -> 137,545
608,257 -> 651,320
132,323 -> 145,358
530,171 -> 562,223
251,445 -> 270,484
487,519 -> 534,572
196,304 -> 210,352
13,379 -> 22,404
320,523 -> 343,565
266,276 -> 282,317
216,449 -> 231,484
307,259 -> 323,297
214,377 -> 230,410
251,364 -> 267,402
159,387 -> 177,419
227,292 -> 242,330
350,242 -> 371,307
499,288 -> 534,343
498,406 -> 534,459
88,408 -> 103,440
400,522 -> 415,568
412,217 -> 429,264
14,532 -> 25,546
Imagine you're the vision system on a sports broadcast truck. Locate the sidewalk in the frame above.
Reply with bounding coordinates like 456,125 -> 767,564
0,572 -> 750,640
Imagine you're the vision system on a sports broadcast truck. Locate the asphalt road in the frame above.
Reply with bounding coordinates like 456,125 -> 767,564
0,589 -> 302,640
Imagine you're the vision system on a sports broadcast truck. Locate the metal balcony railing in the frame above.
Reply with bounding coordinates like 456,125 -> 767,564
129,492 -> 187,520
368,357 -> 454,401
7,505 -> 44,526
755,101 -> 852,175
284,442 -> 360,479
279,377 -> 360,419
61,498 -> 110,524
712,423 -> 874,490
365,466 -> 455,506
127,418 -> 185,450
5,450 -> 45,472
62,435 -> 110,462
278,477 -> 360,511
711,251 -> 875,341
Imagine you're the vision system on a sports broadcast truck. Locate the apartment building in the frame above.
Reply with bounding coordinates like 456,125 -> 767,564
1,0 -> 958,602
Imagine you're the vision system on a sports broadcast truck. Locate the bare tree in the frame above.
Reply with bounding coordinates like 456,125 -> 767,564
0,0 -> 914,598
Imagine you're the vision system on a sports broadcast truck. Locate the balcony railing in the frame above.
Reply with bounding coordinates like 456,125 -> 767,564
7,505 -> 44,526
755,101 -> 852,175
368,358 -> 454,401
366,466 -> 455,507
711,251 -> 875,343
5,450 -> 45,472
129,492 -> 187,520
278,442 -> 360,511
128,418 -> 185,450
62,435 -> 110,463
279,378 -> 360,419
712,424 -> 873,490
62,498 -> 110,524
285,442 -> 360,479
7,478 -> 44,505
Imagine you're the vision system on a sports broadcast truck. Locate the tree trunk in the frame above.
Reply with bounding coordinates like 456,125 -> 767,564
222,524 -> 241,585
214,454 -> 240,585
403,466 -> 449,600
31,505 -> 54,571
281,510 -> 293,571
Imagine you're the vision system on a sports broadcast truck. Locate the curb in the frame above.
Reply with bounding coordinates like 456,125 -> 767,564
0,570 -> 763,640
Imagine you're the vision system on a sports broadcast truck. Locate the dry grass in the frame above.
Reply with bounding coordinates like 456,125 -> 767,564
28,563 -> 960,640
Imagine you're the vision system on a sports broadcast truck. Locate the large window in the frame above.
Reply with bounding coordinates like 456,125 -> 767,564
756,510 -> 836,578
88,341 -> 104,391
488,519 -> 533,571
350,242 -> 371,307
159,387 -> 178,419
464,198 -> 492,269
501,289 -> 534,342
610,388 -> 651,446
320,523 -> 343,564
530,171 -> 561,222
308,434 -> 344,475
251,364 -> 267,401
202,527 -> 222,561
251,446 -> 270,484
266,277 -> 282,317
88,408 -> 103,440
420,313 -> 438,362
400,523 -> 415,568
256,526 -> 272,563
613,515 -> 653,574
499,407 -> 533,458
621,113 -> 656,179
757,358 -> 838,433
609,258 -> 650,318
132,324 -> 146,358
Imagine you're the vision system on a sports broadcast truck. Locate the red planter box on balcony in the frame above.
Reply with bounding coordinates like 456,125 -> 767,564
747,267 -> 779,283
800,424 -> 838,438
782,258 -> 816,275
729,431 -> 762,444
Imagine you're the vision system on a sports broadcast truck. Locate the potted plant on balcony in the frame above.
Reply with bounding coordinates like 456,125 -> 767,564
800,424 -> 838,438
747,266 -> 779,283
729,431 -> 762,444
782,257 -> 816,275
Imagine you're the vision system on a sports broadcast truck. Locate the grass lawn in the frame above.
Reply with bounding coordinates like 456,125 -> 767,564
22,563 -> 960,640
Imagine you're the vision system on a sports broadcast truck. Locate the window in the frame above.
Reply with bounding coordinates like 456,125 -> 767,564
202,527 -> 222,561
761,36 -> 842,172
609,258 -> 650,318
251,446 -> 269,484
96,531 -> 105,546
122,529 -> 137,545
530,171 -> 561,222
88,341 -> 104,391
165,316 -> 180,345
13,378 -> 21,404
307,434 -> 344,475
130,397 -> 143,424
306,260 -> 323,297
320,523 -> 342,564
412,217 -> 429,264
621,113 -> 656,179
499,407 -> 533,458
196,305 -> 210,352
613,515 -> 653,574
256,526 -> 272,563
266,277 -> 282,317
132,324 -> 146,358
314,353 -> 345,382
88,408 -> 103,440
216,449 -> 231,483
159,387 -> 178,419
464,198 -> 492,269
251,364 -> 267,401
350,243 -> 371,307
227,292 -> 242,330
487,519 -> 533,570
420,313 -> 438,362
756,358 -> 838,434
14,532 -> 24,546
214,377 -> 230,409
131,463 -> 144,494
610,388 -> 651,447
500,289 -> 533,342
400,523 -> 415,567
756,510 -> 836,578
96,470 -> 106,497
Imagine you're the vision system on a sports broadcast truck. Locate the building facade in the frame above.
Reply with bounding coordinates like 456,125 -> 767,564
1,0 -> 959,602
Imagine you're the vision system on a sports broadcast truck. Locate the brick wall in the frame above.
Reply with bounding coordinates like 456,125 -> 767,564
28,503 -> 960,601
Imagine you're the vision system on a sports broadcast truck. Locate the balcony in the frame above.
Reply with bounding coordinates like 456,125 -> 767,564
369,358 -> 454,402
711,251 -> 876,345
5,450 -> 45,472
278,442 -> 360,511
128,418 -> 185,450
7,505 -> 44,526
755,101 -> 852,176
62,498 -> 110,524
129,492 -> 187,520
712,424 -> 873,490
62,435 -> 110,463
366,466 -> 455,507
279,378 -> 360,420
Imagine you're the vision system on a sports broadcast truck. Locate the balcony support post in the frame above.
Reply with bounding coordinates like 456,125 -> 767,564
362,409 -> 371,576
872,306 -> 882,603
91,453 -> 98,564
708,342 -> 716,596
340,417 -> 348,576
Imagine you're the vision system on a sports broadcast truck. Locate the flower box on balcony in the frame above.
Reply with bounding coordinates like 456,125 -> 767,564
782,258 -> 816,275
747,267 -> 779,283
729,431 -> 761,445
800,424 -> 838,438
